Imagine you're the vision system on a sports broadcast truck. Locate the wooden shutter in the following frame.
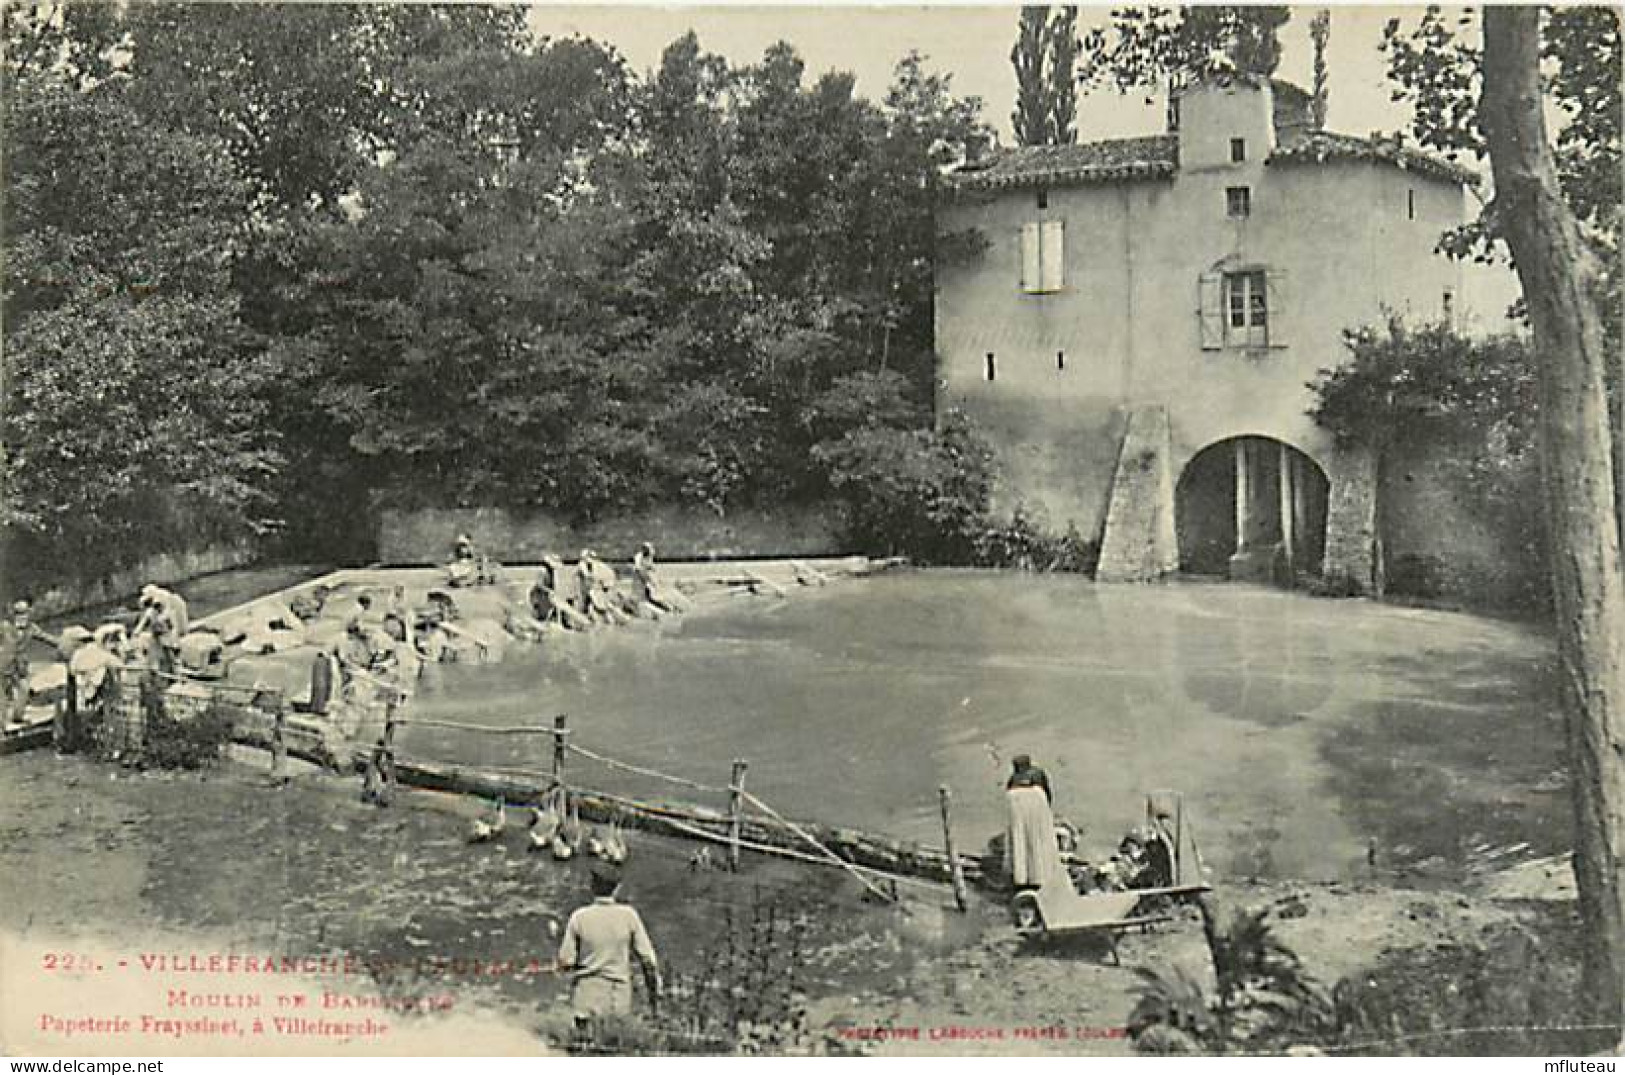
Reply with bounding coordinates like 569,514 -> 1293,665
1198,272 -> 1224,350
1040,219 -> 1065,292
1020,223 -> 1040,293
1265,269 -> 1287,347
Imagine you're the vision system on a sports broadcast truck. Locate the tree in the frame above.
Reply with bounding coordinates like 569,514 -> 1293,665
813,410 -> 995,562
1046,7 -> 1081,145
1309,9 -> 1330,129
277,37 -> 647,520
1309,318 -> 1545,605
2,74 -> 279,586
1480,6 -> 1625,1043
116,3 -> 531,217
1382,7 -> 1622,535
1011,6 -> 1081,146
1011,6 -> 1051,145
1,1 -> 121,89
1080,6 -> 1291,97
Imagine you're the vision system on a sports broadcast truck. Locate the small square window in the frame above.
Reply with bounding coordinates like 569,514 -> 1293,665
1226,186 -> 1251,218
1230,138 -> 1247,163
1036,188 -> 1048,210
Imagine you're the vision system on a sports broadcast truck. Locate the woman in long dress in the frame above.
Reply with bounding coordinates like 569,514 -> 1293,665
1005,753 -> 1064,891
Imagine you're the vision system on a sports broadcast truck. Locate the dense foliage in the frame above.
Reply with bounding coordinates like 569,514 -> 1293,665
2,3 -> 1008,585
1010,5 -> 1081,146
1309,318 -> 1546,607
1380,6 -> 1622,534
1080,5 -> 1292,96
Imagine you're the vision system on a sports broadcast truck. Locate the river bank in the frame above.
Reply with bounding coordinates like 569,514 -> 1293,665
2,565 -> 1589,1055
0,746 -> 1587,1057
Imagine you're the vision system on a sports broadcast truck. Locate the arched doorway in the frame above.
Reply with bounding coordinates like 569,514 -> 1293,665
1176,436 -> 1329,582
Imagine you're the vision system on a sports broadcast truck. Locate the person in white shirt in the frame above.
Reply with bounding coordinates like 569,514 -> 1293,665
556,863 -> 661,1029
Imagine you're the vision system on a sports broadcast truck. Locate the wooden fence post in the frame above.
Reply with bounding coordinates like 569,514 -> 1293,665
382,697 -> 399,752
270,696 -> 289,785
552,714 -> 569,790
728,759 -> 748,872
58,671 -> 77,752
939,785 -> 969,912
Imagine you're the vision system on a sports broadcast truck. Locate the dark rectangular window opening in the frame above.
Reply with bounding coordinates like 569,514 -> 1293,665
1230,137 -> 1247,163
1226,186 -> 1251,218
985,352 -> 997,381
1056,350 -> 1065,371
1407,188 -> 1416,220
1036,188 -> 1048,210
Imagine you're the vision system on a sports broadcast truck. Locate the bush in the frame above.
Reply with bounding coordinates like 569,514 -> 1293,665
813,408 -> 994,563
1309,318 -> 1546,610
975,508 -> 1098,573
1130,898 -> 1333,1055
1324,922 -> 1592,1056
565,894 -> 817,1056
816,412 -> 1100,572
140,694 -> 237,771
1385,553 -> 1445,600
1307,571 -> 1365,599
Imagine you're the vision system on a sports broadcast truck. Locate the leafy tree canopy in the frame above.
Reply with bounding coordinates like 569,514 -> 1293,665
1080,5 -> 1291,97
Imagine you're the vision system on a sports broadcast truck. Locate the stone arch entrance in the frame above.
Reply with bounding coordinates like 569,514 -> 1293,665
1176,436 -> 1330,582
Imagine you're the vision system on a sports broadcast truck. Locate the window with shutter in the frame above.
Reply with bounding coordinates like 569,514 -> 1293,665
1040,220 -> 1064,292
1216,269 -> 1274,348
1019,223 -> 1041,293
1198,272 -> 1225,350
1264,270 -> 1287,347
1019,220 -> 1064,294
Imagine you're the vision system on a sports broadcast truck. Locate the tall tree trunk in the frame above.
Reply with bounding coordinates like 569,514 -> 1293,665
1482,7 -> 1625,1044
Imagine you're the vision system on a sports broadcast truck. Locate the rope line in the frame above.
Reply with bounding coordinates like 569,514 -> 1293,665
651,811 -> 952,897
740,789 -> 905,907
368,748 -> 949,899
155,663 -> 952,905
565,741 -> 732,796
393,718 -> 551,736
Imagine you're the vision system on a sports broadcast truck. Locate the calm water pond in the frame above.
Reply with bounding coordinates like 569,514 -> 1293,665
400,570 -> 1566,882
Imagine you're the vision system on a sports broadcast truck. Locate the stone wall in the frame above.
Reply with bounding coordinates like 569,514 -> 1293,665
377,504 -> 845,566
1380,444 -> 1543,610
946,393 -> 1128,543
1321,445 -> 1380,591
17,541 -> 259,618
1097,405 -> 1180,581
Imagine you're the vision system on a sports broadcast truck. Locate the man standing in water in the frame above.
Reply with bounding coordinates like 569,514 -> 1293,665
556,863 -> 661,1034
1005,753 -> 1062,890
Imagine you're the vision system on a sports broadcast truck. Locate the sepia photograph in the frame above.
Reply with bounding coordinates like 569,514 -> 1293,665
0,0 -> 1621,1062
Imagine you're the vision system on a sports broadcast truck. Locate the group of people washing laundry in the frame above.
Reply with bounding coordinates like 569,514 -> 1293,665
0,583 -> 196,750
308,539 -> 694,710
480,538 -> 692,635
1002,753 -> 1177,897
4,540 -> 696,743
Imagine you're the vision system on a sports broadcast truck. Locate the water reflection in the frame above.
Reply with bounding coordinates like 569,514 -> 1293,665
400,571 -> 1559,882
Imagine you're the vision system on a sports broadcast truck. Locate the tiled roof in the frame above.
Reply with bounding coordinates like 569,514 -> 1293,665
946,135 -> 1179,191
1269,129 -> 1478,186
946,127 -> 1475,193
